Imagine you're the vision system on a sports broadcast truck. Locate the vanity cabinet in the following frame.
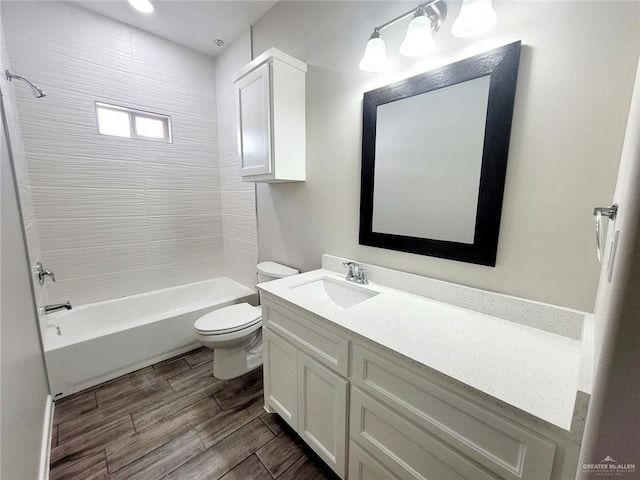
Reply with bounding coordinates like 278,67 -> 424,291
263,302 -> 349,478
260,292 -> 581,480
232,48 -> 306,183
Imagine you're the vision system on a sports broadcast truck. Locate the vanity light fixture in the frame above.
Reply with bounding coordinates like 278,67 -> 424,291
359,0 -> 498,72
128,0 -> 154,14
359,29 -> 390,72
451,0 -> 497,37
399,7 -> 437,57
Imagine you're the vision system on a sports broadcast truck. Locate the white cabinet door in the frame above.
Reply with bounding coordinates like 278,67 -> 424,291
233,49 -> 306,183
236,62 -> 271,177
263,330 -> 298,430
297,352 -> 348,479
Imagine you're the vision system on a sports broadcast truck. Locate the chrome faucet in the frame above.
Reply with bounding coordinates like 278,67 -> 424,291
33,262 -> 56,285
40,302 -> 72,315
343,262 -> 368,285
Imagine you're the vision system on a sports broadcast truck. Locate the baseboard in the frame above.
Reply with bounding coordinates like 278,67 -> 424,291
38,395 -> 54,480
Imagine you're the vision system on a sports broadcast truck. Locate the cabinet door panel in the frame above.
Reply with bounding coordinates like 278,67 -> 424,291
236,63 -> 271,176
264,330 -> 297,429
349,442 -> 400,480
298,352 -> 348,478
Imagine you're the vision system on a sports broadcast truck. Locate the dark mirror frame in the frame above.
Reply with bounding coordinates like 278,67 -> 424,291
359,41 -> 521,267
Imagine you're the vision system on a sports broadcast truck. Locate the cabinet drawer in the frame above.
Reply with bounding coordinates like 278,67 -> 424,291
351,387 -> 499,480
352,346 -> 556,480
349,441 -> 400,480
265,304 -> 349,376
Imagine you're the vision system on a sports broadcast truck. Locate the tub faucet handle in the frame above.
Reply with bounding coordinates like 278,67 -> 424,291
43,268 -> 56,282
34,262 -> 56,285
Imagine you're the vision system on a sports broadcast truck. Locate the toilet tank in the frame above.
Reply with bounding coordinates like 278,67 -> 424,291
256,262 -> 299,283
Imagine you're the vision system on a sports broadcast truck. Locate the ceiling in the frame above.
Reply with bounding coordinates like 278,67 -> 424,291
73,0 -> 278,57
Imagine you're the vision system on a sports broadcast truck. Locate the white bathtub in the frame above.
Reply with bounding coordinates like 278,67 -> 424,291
45,277 -> 257,399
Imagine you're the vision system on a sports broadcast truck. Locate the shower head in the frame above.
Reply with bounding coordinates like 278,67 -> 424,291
5,69 -> 46,98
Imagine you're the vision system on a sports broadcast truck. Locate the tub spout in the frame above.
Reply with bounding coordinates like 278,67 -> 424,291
40,302 -> 72,315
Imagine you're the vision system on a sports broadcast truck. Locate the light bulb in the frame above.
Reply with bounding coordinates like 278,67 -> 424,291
399,13 -> 435,57
452,0 -> 497,38
128,0 -> 154,14
359,31 -> 390,72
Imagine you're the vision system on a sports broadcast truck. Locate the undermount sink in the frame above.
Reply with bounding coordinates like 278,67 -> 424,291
291,277 -> 379,308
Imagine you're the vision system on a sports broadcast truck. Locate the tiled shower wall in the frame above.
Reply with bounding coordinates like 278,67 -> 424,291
0,19 -> 48,337
2,1 -> 233,306
215,30 -> 258,288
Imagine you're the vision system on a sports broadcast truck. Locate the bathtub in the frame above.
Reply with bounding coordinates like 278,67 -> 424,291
45,277 -> 257,399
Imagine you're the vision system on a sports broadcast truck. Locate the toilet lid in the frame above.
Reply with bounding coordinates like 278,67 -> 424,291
194,303 -> 261,335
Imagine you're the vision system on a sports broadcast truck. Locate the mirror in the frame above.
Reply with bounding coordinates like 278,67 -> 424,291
359,41 -> 521,266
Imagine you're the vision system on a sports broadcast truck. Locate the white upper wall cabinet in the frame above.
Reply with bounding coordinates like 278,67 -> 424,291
232,48 -> 306,183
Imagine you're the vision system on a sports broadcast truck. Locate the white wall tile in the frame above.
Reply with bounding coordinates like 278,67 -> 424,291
21,125 -> 145,160
171,112 -> 218,146
41,243 -> 151,281
14,87 -> 111,132
222,213 -> 257,244
151,236 -> 224,267
143,162 -> 219,191
224,237 -> 258,288
3,1 -> 137,105
132,29 -> 216,94
37,217 -> 149,251
23,221 -> 41,266
46,269 -> 153,306
27,154 -> 144,190
133,78 -> 217,117
151,259 -> 225,291
148,214 -> 223,242
221,187 -> 256,217
3,1 -> 234,306
215,30 -> 257,288
145,189 -> 221,217
17,182 -> 36,225
135,140 -> 217,169
32,187 -> 146,219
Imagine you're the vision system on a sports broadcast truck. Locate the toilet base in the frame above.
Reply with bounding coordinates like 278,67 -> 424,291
212,330 -> 263,379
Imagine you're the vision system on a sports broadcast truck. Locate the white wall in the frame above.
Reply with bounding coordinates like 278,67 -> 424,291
1,14 -> 51,477
578,56 -> 640,477
3,1 -> 224,306
215,30 -> 258,288
251,1 -> 640,312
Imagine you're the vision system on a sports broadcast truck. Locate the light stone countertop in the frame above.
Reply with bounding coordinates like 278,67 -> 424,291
258,268 -> 592,434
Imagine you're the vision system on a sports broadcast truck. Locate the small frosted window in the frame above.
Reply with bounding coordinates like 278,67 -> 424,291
96,102 -> 171,143
96,107 -> 131,138
134,116 -> 165,139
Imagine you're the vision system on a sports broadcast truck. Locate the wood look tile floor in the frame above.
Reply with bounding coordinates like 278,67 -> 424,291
50,347 -> 339,480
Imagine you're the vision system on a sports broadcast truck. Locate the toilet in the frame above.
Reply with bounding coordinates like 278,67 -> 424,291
194,262 -> 299,380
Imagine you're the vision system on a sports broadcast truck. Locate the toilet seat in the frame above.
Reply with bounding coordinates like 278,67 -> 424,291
194,303 -> 261,335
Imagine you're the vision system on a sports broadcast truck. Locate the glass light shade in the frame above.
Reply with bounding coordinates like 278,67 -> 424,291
451,0 -> 497,38
128,0 -> 154,14
399,14 -> 435,57
359,36 -> 390,72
